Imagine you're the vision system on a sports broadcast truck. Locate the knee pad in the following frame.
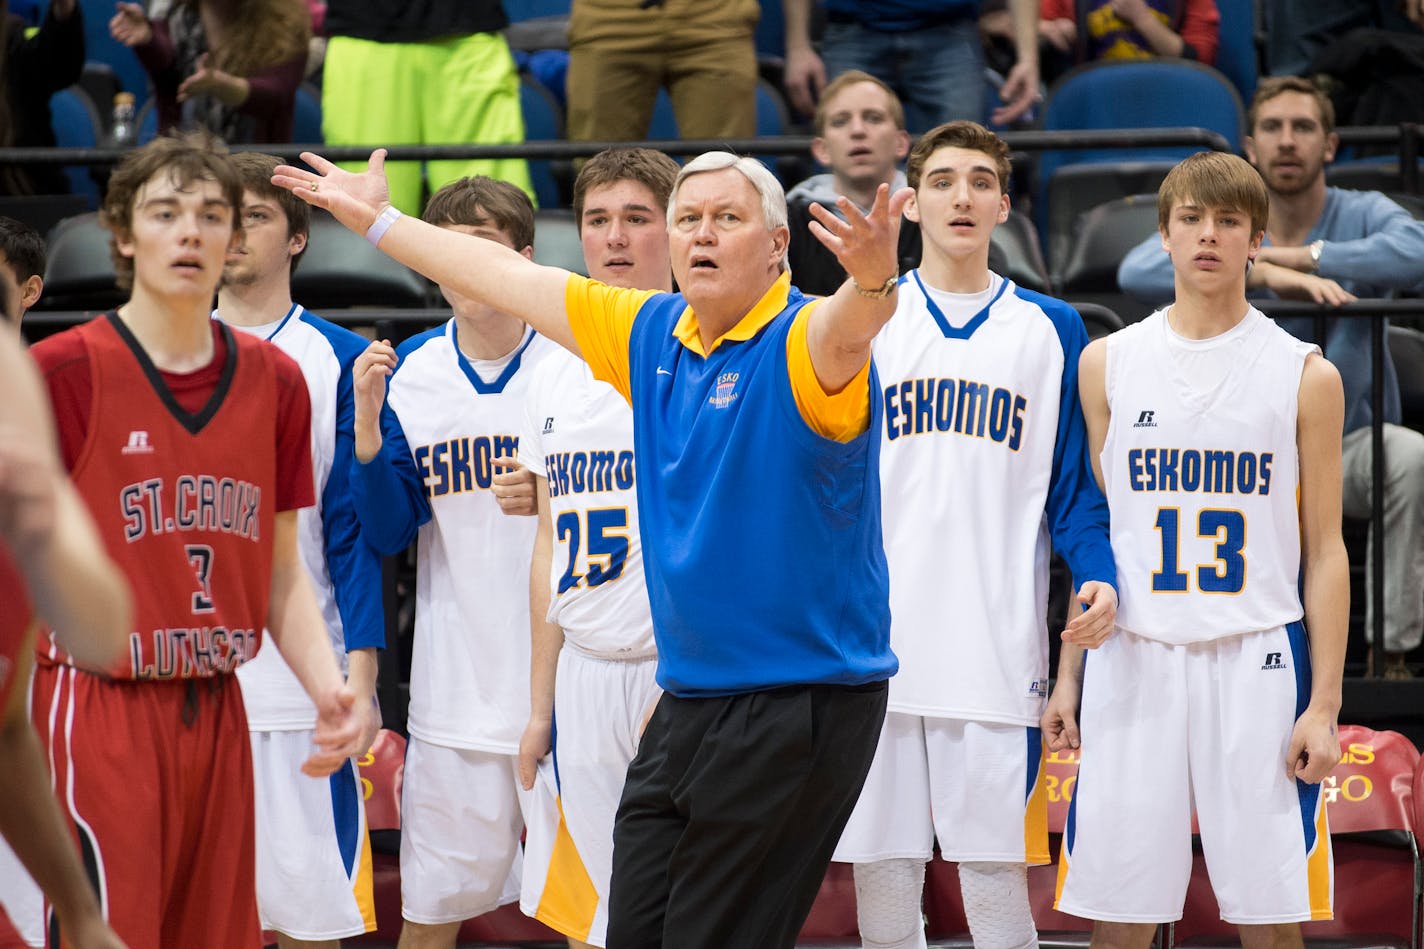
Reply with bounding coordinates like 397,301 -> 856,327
853,858 -> 928,949
958,861 -> 1038,949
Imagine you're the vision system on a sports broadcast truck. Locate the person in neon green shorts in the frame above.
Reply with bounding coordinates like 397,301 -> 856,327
322,0 -> 534,215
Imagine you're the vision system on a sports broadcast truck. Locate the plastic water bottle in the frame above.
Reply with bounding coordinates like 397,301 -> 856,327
111,92 -> 136,148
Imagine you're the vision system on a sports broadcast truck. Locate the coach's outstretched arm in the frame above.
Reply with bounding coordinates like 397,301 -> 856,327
274,151 -> 579,355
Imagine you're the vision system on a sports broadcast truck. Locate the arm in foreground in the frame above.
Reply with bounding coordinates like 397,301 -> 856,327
518,475 -> 562,791
0,647 -> 129,949
267,511 -> 362,776
1286,354 -> 1349,784
273,152 -> 579,354
0,335 -> 129,667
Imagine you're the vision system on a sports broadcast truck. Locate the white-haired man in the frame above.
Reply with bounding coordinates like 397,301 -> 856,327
276,146 -> 909,949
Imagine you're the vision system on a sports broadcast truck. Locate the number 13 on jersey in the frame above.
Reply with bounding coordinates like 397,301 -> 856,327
1152,507 -> 1246,594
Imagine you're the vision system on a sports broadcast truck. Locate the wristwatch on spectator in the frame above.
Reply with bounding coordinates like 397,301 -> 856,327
1308,239 -> 1324,273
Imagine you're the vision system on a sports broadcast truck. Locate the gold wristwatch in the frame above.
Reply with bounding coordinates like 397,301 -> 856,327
853,274 -> 899,299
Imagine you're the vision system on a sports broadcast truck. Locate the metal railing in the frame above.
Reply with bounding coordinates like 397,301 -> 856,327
0,125 -> 1236,168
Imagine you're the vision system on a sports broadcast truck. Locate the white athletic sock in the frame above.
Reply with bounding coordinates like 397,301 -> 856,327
853,858 -> 929,949
958,861 -> 1039,949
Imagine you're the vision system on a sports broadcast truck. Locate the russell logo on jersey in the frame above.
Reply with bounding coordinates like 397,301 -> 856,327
122,429 -> 155,454
1261,651 -> 1288,671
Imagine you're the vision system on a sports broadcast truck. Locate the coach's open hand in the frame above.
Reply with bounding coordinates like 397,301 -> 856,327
273,150 -> 394,236
806,182 -> 913,292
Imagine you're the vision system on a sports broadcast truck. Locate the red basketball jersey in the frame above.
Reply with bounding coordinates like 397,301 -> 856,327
35,315 -> 313,681
0,545 -> 33,711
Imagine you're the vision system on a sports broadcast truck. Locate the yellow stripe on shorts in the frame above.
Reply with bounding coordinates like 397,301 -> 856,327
1306,795 -> 1333,920
535,797 -> 600,941
1024,734 -> 1051,865
353,827 -> 377,932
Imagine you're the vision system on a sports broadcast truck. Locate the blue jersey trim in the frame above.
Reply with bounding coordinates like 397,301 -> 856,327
329,761 -> 362,876
262,302 -> 302,342
1016,286 -> 1116,594
1285,620 -> 1319,852
299,309 -> 387,652
1024,726 -> 1042,803
351,327 -> 434,558
452,325 -> 538,395
914,270 -> 1008,340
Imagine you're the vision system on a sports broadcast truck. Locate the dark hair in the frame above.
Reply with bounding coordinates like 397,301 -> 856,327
0,216 -> 45,283
907,120 -> 1012,193
422,176 -> 535,251
231,151 -> 309,274
100,129 -> 243,290
572,148 -> 679,233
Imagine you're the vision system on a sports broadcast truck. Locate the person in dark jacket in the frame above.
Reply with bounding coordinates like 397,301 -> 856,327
1,0 -> 83,196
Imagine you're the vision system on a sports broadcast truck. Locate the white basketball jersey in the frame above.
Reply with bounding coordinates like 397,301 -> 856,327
873,273 -> 1099,726
391,323 -> 557,752
519,348 -> 656,658
1102,307 -> 1315,644
230,306 -> 354,730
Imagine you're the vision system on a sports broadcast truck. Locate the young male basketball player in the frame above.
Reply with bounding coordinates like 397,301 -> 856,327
350,177 -> 557,949
835,120 -> 1116,949
28,131 -> 364,949
217,152 -> 384,949
1047,151 -> 1348,944
516,147 -> 677,949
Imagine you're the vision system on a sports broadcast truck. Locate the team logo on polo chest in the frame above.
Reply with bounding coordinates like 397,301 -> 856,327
710,371 -> 740,409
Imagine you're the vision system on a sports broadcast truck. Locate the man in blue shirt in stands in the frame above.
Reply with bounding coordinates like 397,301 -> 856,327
1118,75 -> 1424,679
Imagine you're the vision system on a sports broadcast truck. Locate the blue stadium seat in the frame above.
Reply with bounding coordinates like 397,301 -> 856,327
1214,0 -> 1259,104
519,72 -> 567,209
1034,58 -> 1245,264
293,82 -> 323,145
136,96 -> 158,144
47,87 -> 102,207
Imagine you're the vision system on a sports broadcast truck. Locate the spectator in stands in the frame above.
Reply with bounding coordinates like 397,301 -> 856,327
321,0 -> 533,215
782,0 -> 1041,132
785,70 -> 1011,295
108,0 -> 309,145
1037,0 -> 1220,83
1,0 -> 83,196
1118,76 -> 1424,679
565,0 -> 757,146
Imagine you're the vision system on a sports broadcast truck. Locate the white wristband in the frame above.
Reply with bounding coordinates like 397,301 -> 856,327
365,206 -> 402,247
